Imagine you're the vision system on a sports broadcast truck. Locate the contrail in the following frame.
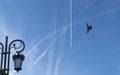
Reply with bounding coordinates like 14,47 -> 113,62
45,27 -> 67,75
54,56 -> 62,75
77,0 -> 96,17
45,47 -> 55,75
31,49 -> 48,67
26,20 -> 77,59
81,9 -> 120,21
26,28 -> 66,57
70,0 -> 73,48
30,42 -> 53,68
30,26 -> 67,68
26,31 -> 56,57
75,8 -> 120,25
26,25 -> 69,58
54,29 -> 66,75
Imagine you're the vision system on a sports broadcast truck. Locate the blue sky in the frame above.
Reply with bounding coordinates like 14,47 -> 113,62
0,0 -> 120,75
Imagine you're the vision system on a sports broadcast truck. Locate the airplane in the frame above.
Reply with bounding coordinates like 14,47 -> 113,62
86,23 -> 92,33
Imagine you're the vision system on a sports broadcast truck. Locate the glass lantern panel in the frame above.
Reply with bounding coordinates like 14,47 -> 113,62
15,59 -> 21,68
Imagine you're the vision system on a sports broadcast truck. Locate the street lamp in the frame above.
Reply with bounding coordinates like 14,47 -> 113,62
0,36 -> 25,75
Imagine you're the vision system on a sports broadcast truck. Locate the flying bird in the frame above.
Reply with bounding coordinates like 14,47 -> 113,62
86,23 -> 92,33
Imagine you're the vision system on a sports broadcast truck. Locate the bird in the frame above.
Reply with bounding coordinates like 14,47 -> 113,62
86,23 -> 92,33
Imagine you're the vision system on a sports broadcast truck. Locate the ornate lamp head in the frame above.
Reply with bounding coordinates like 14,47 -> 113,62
13,53 -> 25,72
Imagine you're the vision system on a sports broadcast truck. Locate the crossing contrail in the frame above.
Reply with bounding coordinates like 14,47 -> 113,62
26,8 -> 120,58
26,7 -> 120,75
26,7 -> 120,59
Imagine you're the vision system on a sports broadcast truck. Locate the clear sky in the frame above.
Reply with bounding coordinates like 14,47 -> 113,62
0,0 -> 120,75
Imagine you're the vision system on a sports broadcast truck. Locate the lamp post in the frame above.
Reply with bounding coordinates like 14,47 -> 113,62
0,36 -> 25,75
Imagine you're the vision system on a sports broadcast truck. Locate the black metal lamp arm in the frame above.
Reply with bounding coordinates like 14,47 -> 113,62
9,40 -> 25,54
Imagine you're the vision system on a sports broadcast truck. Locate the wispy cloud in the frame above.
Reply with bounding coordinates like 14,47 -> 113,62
0,15 -> 22,40
0,16 -> 10,41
